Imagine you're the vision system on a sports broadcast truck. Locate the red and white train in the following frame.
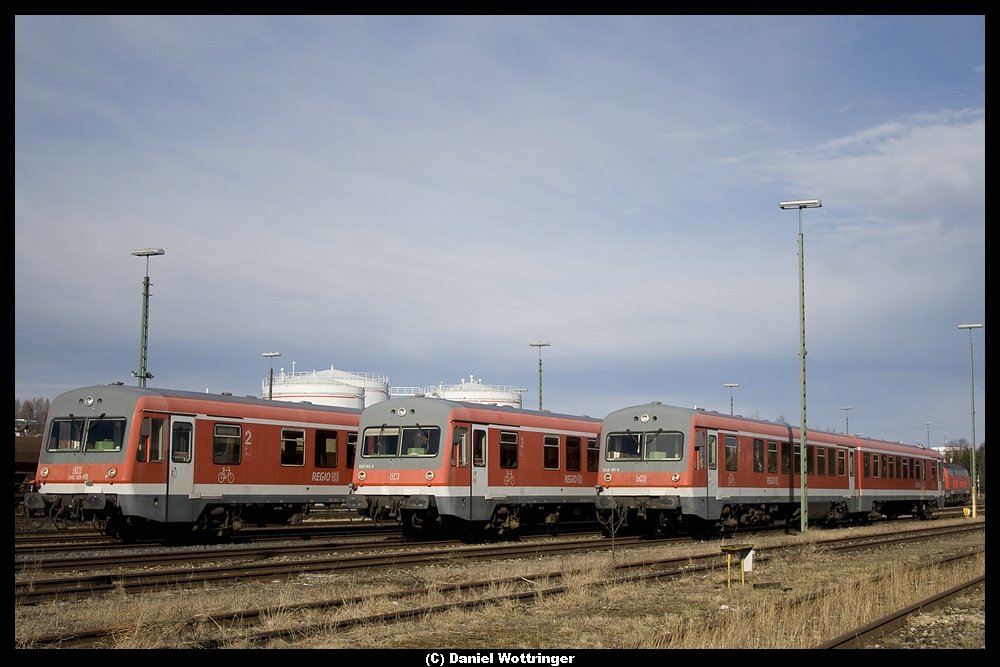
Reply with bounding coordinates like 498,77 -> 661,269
345,396 -> 602,541
595,402 -> 947,537
23,384 -> 360,541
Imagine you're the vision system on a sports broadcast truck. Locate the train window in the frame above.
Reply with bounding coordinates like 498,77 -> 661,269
752,439 -> 764,472
930,461 -> 937,482
347,433 -> 358,468
543,434 -> 559,469
902,458 -> 910,479
724,435 -> 737,471
149,418 -> 165,462
606,433 -> 641,460
816,447 -> 826,476
362,427 -> 399,457
452,426 -> 469,467
171,422 -> 193,463
566,436 -> 582,471
316,430 -> 338,468
136,417 -> 166,463
48,418 -> 85,451
827,447 -> 837,476
767,441 -> 778,473
472,430 -> 486,467
213,424 -> 242,465
781,442 -> 790,474
280,429 -> 304,466
647,431 -> 683,461
402,427 -> 440,457
873,453 -> 880,478
862,452 -> 870,477
84,417 -> 126,452
708,434 -> 717,470
499,431 -> 520,468
794,445 -> 803,474
694,431 -> 707,470
805,445 -> 815,475
587,437 -> 598,472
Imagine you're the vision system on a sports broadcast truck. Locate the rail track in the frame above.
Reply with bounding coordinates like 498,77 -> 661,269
14,521 -> 984,647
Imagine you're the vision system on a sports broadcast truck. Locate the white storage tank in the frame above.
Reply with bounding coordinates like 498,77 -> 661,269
392,375 -> 527,408
262,365 -> 390,408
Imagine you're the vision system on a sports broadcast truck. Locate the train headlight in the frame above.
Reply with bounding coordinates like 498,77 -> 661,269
395,408 -> 407,416
357,470 -> 366,481
640,414 -> 650,423
425,471 -> 435,481
40,466 -> 49,478
603,473 -> 612,482
107,467 -> 118,478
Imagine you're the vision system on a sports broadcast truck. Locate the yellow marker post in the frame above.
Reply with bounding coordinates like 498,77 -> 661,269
720,544 -> 754,589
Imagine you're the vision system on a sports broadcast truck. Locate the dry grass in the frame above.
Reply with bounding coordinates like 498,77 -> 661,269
13,518 -> 985,649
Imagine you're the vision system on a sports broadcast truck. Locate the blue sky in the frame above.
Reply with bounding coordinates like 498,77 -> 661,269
14,15 -> 985,449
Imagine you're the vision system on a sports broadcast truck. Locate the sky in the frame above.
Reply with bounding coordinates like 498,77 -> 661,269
14,15 -> 985,450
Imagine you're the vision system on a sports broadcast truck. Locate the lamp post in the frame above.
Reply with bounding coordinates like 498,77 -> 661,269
131,248 -> 165,388
957,323 -> 983,518
723,383 -> 739,415
841,406 -> 853,435
923,421 -> 933,449
529,341 -> 551,411
780,198 -> 822,533
262,352 -> 281,400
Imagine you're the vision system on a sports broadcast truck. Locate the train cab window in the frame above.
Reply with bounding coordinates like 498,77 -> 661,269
694,431 -> 707,470
280,429 -> 305,466
606,433 -> 641,460
48,418 -> 85,451
646,431 -> 682,461
402,427 -> 440,457
213,424 -> 242,465
499,431 -> 518,468
724,435 -> 738,471
171,422 -> 193,463
316,430 -> 338,468
847,450 -> 853,478
752,439 -> 764,473
136,417 -> 166,463
451,426 -> 469,467
816,447 -> 826,476
543,435 -> 559,470
587,437 -> 598,472
566,436 -> 582,471
84,417 -> 126,452
767,441 -> 778,474
347,433 -> 358,468
362,427 -> 399,457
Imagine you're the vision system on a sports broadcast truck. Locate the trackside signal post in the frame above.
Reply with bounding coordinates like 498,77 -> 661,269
779,199 -> 822,533
957,323 -> 982,518
131,247 -> 165,388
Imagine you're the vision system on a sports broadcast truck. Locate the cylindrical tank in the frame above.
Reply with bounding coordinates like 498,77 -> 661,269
262,366 -> 390,408
392,374 -> 527,408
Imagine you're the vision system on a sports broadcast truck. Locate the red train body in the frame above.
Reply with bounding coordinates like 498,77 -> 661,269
942,463 -> 972,506
345,396 -> 602,541
23,384 -> 360,541
595,402 -> 946,537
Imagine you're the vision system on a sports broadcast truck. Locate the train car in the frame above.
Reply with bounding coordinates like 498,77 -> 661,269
345,396 -> 602,541
14,435 -> 42,501
942,463 -> 972,506
23,383 -> 361,541
595,402 -> 945,537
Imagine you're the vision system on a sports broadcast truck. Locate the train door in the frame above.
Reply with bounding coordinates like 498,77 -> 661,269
166,417 -> 196,522
704,429 -> 719,498
469,426 -> 488,520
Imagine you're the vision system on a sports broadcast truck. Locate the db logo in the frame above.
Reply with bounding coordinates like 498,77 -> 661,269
390,472 -> 400,481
